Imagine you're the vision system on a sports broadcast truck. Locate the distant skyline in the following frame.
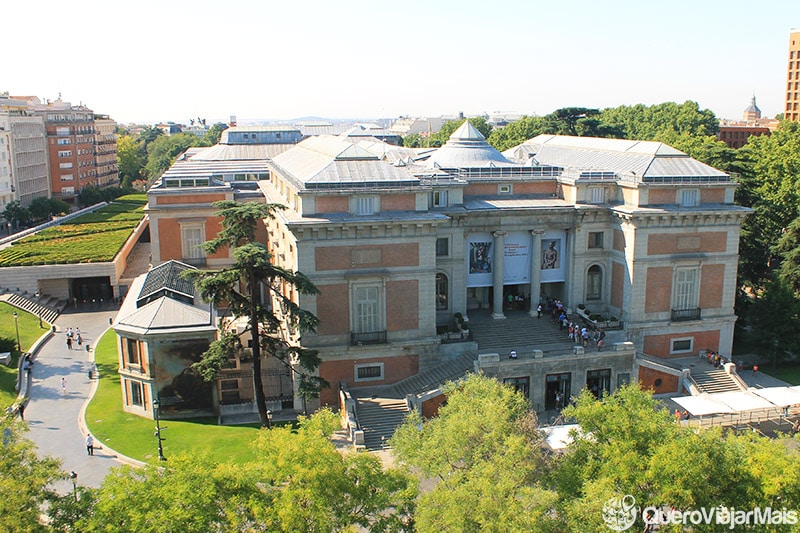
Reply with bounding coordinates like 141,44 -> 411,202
3,1 -> 797,126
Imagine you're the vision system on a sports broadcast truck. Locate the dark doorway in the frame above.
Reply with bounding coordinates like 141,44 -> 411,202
503,376 -> 530,400
71,276 -> 113,307
586,368 -> 611,399
545,372 -> 571,410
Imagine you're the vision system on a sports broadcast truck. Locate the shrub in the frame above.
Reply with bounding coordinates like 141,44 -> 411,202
577,304 -> 586,310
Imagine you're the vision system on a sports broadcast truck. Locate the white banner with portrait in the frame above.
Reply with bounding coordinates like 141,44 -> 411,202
467,232 -> 533,287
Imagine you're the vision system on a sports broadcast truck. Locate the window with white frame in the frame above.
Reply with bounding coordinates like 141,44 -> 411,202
430,189 -> 449,207
59,162 -> 73,169
353,284 -> 383,333
671,337 -> 693,354
679,189 -> 699,207
130,380 -> 144,407
355,363 -> 384,382
589,187 -> 605,204
586,265 -> 603,301
354,196 -> 377,215
673,267 -> 699,310
498,184 -> 512,195
180,224 -> 205,260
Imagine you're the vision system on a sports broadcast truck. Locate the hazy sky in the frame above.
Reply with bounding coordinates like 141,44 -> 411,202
3,0 -> 797,125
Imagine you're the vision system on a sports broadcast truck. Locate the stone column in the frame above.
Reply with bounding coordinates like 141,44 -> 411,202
528,230 -> 544,317
492,231 -> 507,319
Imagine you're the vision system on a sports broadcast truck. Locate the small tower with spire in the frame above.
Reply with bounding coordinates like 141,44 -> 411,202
743,95 -> 761,122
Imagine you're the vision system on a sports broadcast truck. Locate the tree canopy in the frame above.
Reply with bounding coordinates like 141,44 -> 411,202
186,201 -> 325,426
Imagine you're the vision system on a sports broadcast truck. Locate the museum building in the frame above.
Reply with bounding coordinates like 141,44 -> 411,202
142,122 -> 749,414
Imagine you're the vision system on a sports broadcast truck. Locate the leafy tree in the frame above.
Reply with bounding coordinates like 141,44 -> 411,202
251,409 -> 415,532
2,200 -> 31,229
0,419 -> 64,531
186,201 -> 326,426
74,410 -> 413,532
144,132 -> 204,182
749,276 -> 800,367
117,134 -> 145,188
202,122 -> 228,146
487,115 -> 549,151
555,384 -> 800,532
403,132 -> 423,148
392,373 -> 559,532
28,197 -> 69,222
136,125 -> 162,146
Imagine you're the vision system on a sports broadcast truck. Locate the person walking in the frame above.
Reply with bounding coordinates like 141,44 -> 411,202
66,336 -> 72,350
753,365 -> 759,378
18,402 -> 25,421
61,377 -> 67,394
536,304 -> 542,319
86,434 -> 94,456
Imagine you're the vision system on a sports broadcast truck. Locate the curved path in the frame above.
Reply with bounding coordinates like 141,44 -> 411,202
24,305 -> 130,491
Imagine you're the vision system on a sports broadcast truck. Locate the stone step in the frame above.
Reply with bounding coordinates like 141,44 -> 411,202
355,397 -> 409,451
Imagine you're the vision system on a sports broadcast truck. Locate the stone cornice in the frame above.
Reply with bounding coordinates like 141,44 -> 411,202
611,208 -> 751,228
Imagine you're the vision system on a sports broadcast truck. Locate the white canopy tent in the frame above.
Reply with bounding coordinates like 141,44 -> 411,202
672,395 -> 735,416
751,387 -> 800,408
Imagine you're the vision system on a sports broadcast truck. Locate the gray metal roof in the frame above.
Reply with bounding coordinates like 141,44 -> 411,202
137,260 -> 196,307
190,143 -> 295,161
503,135 -> 729,182
270,135 -> 420,190
426,120 -> 513,169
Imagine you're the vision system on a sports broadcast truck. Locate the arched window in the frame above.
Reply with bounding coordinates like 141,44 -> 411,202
435,273 -> 448,310
586,265 -> 602,301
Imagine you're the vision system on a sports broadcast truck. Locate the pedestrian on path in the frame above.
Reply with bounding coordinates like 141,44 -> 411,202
61,377 -> 67,394
66,336 -> 72,350
753,365 -> 759,377
86,434 -> 94,456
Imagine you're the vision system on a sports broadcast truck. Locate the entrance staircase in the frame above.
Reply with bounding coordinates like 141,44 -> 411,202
691,367 -> 744,394
349,311 -> 580,450
355,396 -> 409,451
0,292 -> 62,325
466,310 -> 575,355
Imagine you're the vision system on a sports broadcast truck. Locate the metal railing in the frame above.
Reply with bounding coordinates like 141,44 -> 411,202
350,330 -> 388,346
671,308 -> 701,321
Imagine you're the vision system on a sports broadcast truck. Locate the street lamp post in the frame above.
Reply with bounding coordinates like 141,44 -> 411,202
153,398 -> 166,461
69,471 -> 78,502
266,409 -> 273,430
12,312 -> 20,352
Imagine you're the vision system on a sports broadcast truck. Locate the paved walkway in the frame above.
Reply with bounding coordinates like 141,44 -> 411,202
24,305 -> 127,491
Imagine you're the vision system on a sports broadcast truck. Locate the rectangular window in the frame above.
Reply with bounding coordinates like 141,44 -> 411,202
671,338 -> 693,354
60,175 -> 74,182
355,363 -> 384,382
220,379 -> 241,403
181,225 -> 205,260
503,376 -> 530,398
430,189 -> 449,207
588,187 -> 605,204
354,285 -> 380,333
673,267 -> 698,310
588,231 -> 604,249
436,237 -> 449,257
56,127 -> 70,136
679,189 -> 699,207
498,184 -> 512,195
126,338 -> 141,366
59,162 -> 73,169
130,381 -> 143,407
58,150 -> 73,157
354,196 -> 376,215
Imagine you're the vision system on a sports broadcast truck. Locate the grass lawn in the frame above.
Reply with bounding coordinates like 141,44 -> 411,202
761,364 -> 800,386
0,195 -> 147,266
86,330 -> 264,465
0,303 -> 50,408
